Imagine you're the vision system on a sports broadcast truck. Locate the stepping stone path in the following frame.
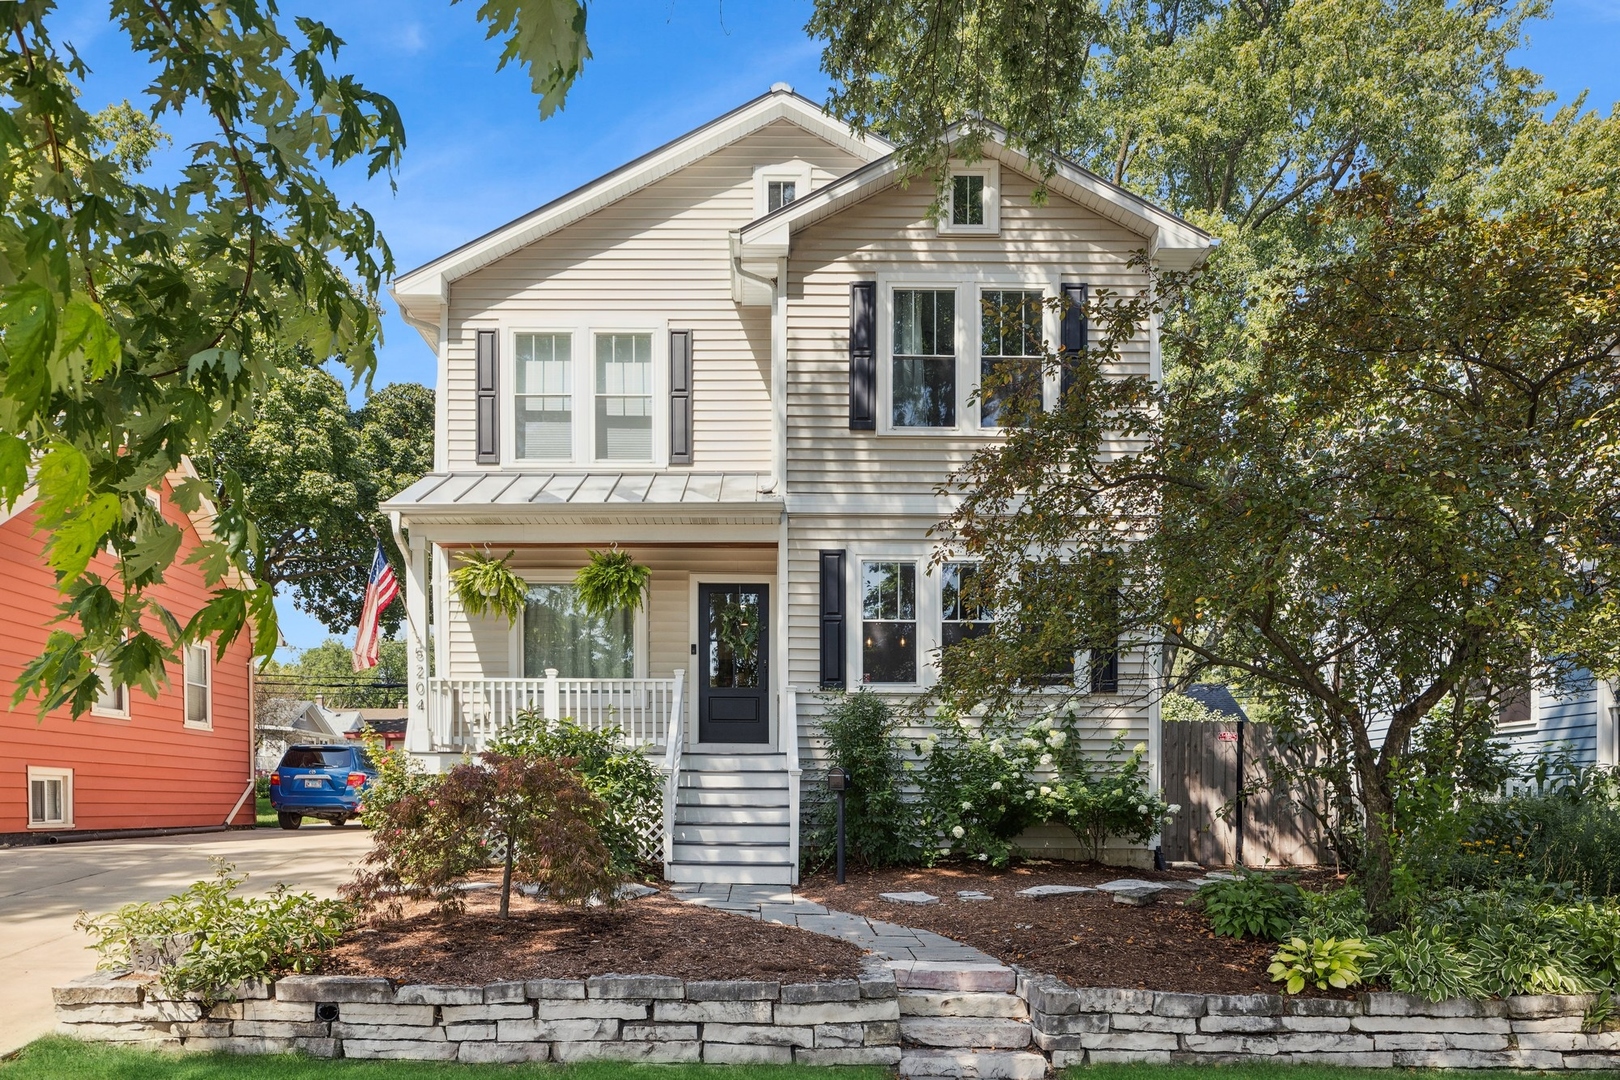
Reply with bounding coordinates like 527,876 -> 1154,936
1109,885 -> 1161,906
956,890 -> 993,902
1093,877 -> 1168,893
1013,884 -> 1093,899
881,891 -> 941,905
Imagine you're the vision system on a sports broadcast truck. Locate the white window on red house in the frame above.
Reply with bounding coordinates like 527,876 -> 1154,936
184,643 -> 212,727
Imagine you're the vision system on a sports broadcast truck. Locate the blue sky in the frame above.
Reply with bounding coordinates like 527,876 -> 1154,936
64,0 -> 1620,656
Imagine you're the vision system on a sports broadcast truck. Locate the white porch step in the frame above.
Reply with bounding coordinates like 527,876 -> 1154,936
665,861 -> 794,885
674,804 -> 791,826
672,841 -> 792,865
679,771 -> 789,790
677,788 -> 790,808
681,752 -> 788,772
675,823 -> 790,845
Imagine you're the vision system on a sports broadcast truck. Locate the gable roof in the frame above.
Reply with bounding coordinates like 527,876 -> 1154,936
736,121 -> 1215,277
390,85 -> 891,340
1183,683 -> 1250,722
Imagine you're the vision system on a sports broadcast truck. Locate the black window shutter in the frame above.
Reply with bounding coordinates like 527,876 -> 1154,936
669,329 -> 693,465
1089,645 -> 1119,694
819,549 -> 846,688
849,281 -> 876,430
1059,282 -> 1087,402
475,329 -> 499,464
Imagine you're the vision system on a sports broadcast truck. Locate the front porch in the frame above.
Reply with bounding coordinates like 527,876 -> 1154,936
424,670 -> 687,754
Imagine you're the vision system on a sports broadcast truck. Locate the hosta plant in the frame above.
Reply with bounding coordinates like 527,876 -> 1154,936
1200,872 -> 1304,941
1268,936 -> 1374,993
1363,926 -> 1485,1002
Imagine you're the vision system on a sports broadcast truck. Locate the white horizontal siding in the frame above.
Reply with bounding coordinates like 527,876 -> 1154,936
442,121 -> 868,472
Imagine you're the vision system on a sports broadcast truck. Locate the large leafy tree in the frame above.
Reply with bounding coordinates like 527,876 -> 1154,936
937,174 -> 1620,921
259,638 -> 407,708
198,367 -> 432,635
0,1 -> 587,715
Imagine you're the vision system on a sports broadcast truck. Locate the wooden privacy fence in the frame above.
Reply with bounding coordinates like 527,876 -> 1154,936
1161,720 -> 1330,868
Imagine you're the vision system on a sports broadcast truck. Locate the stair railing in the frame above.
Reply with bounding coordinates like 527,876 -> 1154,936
783,683 -> 800,885
661,668 -> 686,869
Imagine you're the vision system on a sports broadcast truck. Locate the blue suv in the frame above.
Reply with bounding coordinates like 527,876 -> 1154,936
269,744 -> 376,829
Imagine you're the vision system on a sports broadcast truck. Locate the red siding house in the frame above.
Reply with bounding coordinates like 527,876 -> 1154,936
0,463 -> 256,840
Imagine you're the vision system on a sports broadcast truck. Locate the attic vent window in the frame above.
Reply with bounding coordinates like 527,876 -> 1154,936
768,180 -> 797,213
951,174 -> 985,226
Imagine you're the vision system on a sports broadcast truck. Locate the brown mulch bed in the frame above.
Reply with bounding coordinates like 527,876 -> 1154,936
799,861 -> 1348,997
326,876 -> 864,986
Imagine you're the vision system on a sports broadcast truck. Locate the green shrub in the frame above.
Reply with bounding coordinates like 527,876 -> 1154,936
1363,925 -> 1484,1001
75,861 -> 352,1003
1199,872 -> 1304,941
1289,885 -> 1370,941
803,692 -> 914,870
488,713 -> 662,874
1268,936 -> 1373,993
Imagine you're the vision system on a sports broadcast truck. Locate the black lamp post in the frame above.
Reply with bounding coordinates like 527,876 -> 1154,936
827,767 -> 852,884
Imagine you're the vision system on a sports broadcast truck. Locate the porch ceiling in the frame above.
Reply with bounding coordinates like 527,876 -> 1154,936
382,471 -> 785,529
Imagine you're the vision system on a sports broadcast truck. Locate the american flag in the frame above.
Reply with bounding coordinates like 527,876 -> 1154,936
351,544 -> 400,672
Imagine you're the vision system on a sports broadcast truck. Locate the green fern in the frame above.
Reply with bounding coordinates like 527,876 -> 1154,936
450,548 -> 528,623
575,547 -> 650,617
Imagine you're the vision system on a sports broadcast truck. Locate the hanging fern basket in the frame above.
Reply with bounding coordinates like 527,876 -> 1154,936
575,547 -> 651,618
450,548 -> 528,624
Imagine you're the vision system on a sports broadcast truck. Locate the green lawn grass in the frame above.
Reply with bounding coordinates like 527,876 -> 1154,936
0,1038 -> 890,1079
1074,1066 -> 1620,1080
255,794 -> 276,828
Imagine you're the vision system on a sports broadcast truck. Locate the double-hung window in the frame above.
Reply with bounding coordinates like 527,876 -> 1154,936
940,562 -> 994,646
951,174 -> 985,226
184,643 -> 211,728
92,655 -> 127,717
595,333 -> 654,462
514,332 -> 572,460
27,767 -> 71,828
861,560 -> 917,683
979,289 -> 1045,427
523,584 -> 635,679
892,289 -> 956,428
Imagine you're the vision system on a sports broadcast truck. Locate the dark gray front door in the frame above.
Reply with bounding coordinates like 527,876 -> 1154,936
697,583 -> 769,744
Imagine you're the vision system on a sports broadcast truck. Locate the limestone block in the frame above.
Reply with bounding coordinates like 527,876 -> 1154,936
184,1036 -> 336,1057
1374,1032 -> 1510,1052
1089,1049 -> 1173,1065
1350,1015 -> 1509,1034
704,1023 -> 813,1047
814,1022 -> 863,1047
204,1002 -> 245,1020
865,1020 -> 902,1045
782,980 -> 860,1003
1032,1011 -> 1108,1035
1200,1014 -> 1281,1034
341,1039 -> 459,1060
654,999 -> 772,1024
273,975 -> 392,1003
1392,1049 -> 1565,1069
533,1000 -> 648,1021
1111,1014 -> 1195,1034
586,974 -> 683,999
1033,1029 -> 1091,1052
685,980 -> 779,1001
1152,992 -> 1208,1018
1566,1053 -> 1620,1070
1516,1031 -> 1591,1052
777,999 -> 901,1026
332,1022 -> 446,1041
902,991 -> 1028,1019
243,999 -> 316,1022
1274,1051 -> 1394,1067
526,978 -> 587,1000
901,1017 -> 1032,1049
1051,1049 -> 1087,1068
396,984 -> 482,1005
53,973 -> 143,1006
1023,976 -> 1081,1016
1286,997 -> 1359,1017
1504,994 -> 1595,1020
1279,1015 -> 1351,1032
232,1020 -> 331,1038
481,981 -> 527,1003
1081,1031 -> 1179,1052
899,1048 -> 1045,1077
171,1020 -> 234,1039
57,1001 -> 200,1025
458,1041 -> 550,1062
442,1022 -> 496,1041
892,961 -> 1016,993
1275,1032 -> 1377,1053
859,969 -> 899,998
1204,993 -> 1283,1016
880,891 -> 940,905
703,1041 -> 794,1065
1076,987 -> 1154,1014
622,1022 -> 699,1041
551,1039 -> 701,1062
1181,1034 -> 1280,1055
336,1003 -> 435,1026
800,1045 -> 904,1066
1362,992 -> 1496,1018
54,1021 -> 174,1043
496,1017 -> 619,1042
1512,1016 -> 1588,1033
439,1003 -> 534,1023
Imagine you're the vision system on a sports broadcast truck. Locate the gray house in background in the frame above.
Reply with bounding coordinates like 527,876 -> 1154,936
1495,673 -> 1618,771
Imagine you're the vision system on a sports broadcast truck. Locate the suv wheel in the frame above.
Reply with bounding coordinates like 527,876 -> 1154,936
277,812 -> 303,830
327,816 -> 348,827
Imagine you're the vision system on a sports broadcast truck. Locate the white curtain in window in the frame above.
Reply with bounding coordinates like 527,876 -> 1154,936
523,584 -> 634,679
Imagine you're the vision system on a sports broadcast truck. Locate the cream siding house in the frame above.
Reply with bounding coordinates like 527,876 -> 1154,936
385,85 -> 1214,884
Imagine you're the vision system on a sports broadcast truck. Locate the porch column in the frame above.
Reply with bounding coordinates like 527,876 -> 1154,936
393,513 -> 432,754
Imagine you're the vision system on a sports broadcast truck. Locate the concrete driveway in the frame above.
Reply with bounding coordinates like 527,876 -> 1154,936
0,827 -> 371,1054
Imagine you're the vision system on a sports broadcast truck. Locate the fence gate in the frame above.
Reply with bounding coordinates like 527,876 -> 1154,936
1161,720 -> 1329,868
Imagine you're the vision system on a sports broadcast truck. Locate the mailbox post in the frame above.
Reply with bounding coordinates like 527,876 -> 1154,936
827,767 -> 852,884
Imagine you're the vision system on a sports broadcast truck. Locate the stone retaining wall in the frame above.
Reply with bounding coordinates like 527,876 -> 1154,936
1019,977 -> 1620,1071
53,964 -> 902,1065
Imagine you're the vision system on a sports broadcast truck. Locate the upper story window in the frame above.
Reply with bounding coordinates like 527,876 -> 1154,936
767,180 -> 797,212
515,332 -> 572,461
938,163 -> 1000,235
594,333 -> 654,462
184,642 -> 212,728
92,653 -> 128,718
979,289 -> 1045,427
892,289 -> 957,429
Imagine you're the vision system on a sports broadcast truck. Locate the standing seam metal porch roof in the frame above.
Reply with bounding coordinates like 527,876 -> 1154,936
382,471 -> 780,512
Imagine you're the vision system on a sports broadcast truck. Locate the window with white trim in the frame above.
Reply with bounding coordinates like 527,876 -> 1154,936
939,164 -> 1000,235
184,643 -> 212,728
521,583 -> 635,679
594,333 -> 654,462
767,180 -> 797,212
951,174 -> 984,226
27,766 -> 72,828
92,655 -> 128,718
940,561 -> 993,647
979,288 -> 1045,427
892,289 -> 957,428
861,560 -> 917,684
514,332 -> 572,460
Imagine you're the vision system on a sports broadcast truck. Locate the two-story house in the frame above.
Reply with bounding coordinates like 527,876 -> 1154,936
384,85 -> 1214,884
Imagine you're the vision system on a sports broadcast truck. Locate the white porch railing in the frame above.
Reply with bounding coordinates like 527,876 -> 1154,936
783,684 -> 801,885
426,670 -> 685,753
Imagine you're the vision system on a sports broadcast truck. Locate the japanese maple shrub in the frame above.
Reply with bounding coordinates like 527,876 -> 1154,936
346,752 -> 622,919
